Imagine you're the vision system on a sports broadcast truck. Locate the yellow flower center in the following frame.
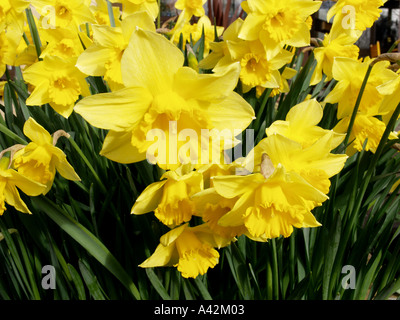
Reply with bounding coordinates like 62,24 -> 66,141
48,76 -> 80,106
13,144 -> 54,185
240,53 -> 271,88
131,91 -> 211,169
154,179 -> 196,226
203,198 -> 244,239
263,9 -> 302,43
174,230 -> 219,278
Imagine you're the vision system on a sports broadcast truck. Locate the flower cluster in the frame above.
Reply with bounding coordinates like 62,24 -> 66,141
1,0 -> 399,280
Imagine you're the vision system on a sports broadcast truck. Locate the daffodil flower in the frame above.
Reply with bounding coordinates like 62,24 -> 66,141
76,11 -> 155,91
0,156 -> 47,215
75,29 -> 254,170
23,55 -> 90,118
199,17 -> 294,95
0,0 -> 29,32
0,29 -> 22,77
175,0 -> 207,19
139,223 -> 221,279
90,0 -> 121,26
192,187 -> 246,243
39,27 -> 86,59
377,70 -> 400,124
265,99 -> 345,149
212,164 -> 327,240
111,0 -> 159,20
30,0 -> 95,29
248,133 -> 348,194
310,32 -> 360,85
324,57 -> 398,119
238,0 -> 321,53
132,165 -> 203,227
334,112 -> 398,155
12,117 -> 80,195
327,0 -> 385,36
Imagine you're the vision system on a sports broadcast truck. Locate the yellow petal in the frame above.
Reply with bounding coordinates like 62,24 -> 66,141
8,170 -> 46,196
74,87 -> 152,131
207,91 -> 255,132
4,184 -> 31,214
160,223 -> 188,247
213,173 -> 264,199
131,180 -> 167,214
23,117 -> 52,145
173,63 -> 241,101
139,243 -> 176,268
50,147 -> 81,181
121,29 -> 183,94
76,46 -> 110,76
238,13 -> 264,41
26,81 -> 50,106
286,99 -> 323,127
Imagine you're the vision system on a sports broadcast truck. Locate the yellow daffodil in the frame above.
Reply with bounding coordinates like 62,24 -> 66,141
327,0 -> 385,36
192,188 -> 246,243
0,0 -> 29,32
112,0 -> 159,20
333,112 -> 398,155
311,32 -> 360,85
39,27 -> 85,59
265,99 -> 345,149
132,165 -> 203,227
90,0 -> 121,26
377,70 -> 400,124
199,17 -> 294,94
30,0 -> 95,29
139,223 -> 220,278
75,29 -> 254,170
238,0 -> 321,52
246,133 -> 348,194
23,55 -> 90,118
199,18 -> 244,71
324,57 -> 398,119
0,29 -> 22,76
0,156 -> 47,215
197,162 -> 242,189
212,164 -> 327,240
175,0 -> 207,19
12,118 -> 81,195
76,11 -> 155,91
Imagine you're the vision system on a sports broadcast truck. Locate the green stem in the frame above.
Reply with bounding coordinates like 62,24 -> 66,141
342,65 -> 373,153
25,8 -> 42,59
106,0 -> 116,27
252,88 -> 273,131
270,239 -> 279,300
157,0 -> 161,29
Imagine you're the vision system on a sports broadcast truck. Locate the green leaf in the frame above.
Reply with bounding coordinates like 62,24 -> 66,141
31,196 -> 141,300
145,268 -> 171,300
78,259 -> 107,300
67,264 -> 86,300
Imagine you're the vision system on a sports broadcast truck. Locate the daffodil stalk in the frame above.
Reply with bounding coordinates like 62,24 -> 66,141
342,65 -> 373,154
25,7 -> 42,59
106,0 -> 116,27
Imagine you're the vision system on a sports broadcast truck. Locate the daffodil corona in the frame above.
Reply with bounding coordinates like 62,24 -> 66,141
13,118 -> 81,195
